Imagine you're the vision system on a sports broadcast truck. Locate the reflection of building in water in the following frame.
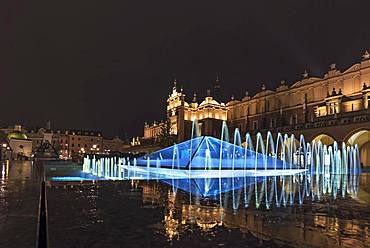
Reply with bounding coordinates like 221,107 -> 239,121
1,160 -> 9,179
142,183 -> 162,204
179,199 -> 369,247
181,204 -> 224,231
142,178 -> 368,247
163,191 -> 179,240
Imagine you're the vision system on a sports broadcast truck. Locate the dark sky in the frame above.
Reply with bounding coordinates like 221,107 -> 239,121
1,0 -> 370,138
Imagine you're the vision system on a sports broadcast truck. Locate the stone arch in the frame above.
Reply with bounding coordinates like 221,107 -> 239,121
311,133 -> 336,146
344,128 -> 370,167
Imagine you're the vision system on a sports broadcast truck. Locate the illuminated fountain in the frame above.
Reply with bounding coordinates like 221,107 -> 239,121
81,120 -> 361,208
83,126 -> 360,178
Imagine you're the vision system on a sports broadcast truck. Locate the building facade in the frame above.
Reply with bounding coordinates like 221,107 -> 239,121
144,79 -> 228,142
144,51 -> 370,166
29,129 -> 129,158
103,137 -> 130,154
0,124 -> 129,160
0,125 -> 32,160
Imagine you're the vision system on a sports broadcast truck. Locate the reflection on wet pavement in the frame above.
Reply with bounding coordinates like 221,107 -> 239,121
0,161 -> 40,248
47,174 -> 370,248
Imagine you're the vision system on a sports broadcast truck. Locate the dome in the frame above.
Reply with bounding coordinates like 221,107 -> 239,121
7,131 -> 28,140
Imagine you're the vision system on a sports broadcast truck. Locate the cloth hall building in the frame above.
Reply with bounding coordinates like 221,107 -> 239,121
144,51 -> 370,166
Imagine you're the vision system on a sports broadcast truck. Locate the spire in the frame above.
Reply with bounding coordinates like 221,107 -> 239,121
302,69 -> 309,79
171,78 -> 178,95
206,89 -> 211,97
214,75 -> 221,101
192,92 -> 197,102
173,78 -> 177,88
46,120 -> 51,131
215,75 -> 220,83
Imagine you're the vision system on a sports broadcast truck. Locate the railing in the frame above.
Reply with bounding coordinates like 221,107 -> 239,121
36,179 -> 49,247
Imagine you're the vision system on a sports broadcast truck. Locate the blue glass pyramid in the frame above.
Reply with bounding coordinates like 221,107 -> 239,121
161,176 -> 264,197
136,136 -> 288,170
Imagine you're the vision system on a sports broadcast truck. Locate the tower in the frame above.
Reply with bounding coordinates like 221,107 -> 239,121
213,76 -> 221,102
166,79 -> 186,142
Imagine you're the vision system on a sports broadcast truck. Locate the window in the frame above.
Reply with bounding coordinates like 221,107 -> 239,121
253,121 -> 258,130
84,144 -> 87,148
270,118 -> 276,128
72,143 -> 74,147
78,144 -> 80,147
72,137 -> 74,141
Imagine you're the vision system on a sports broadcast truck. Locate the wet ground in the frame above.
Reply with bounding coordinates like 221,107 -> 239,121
2,161 -> 370,247
0,161 -> 40,248
47,176 -> 370,248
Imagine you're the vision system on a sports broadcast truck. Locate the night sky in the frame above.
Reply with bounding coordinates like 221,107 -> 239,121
1,1 -> 370,138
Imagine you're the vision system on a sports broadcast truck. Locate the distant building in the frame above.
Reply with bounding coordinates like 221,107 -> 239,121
103,137 -> 130,153
0,125 -> 33,160
27,128 -> 65,156
0,122 -> 129,159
